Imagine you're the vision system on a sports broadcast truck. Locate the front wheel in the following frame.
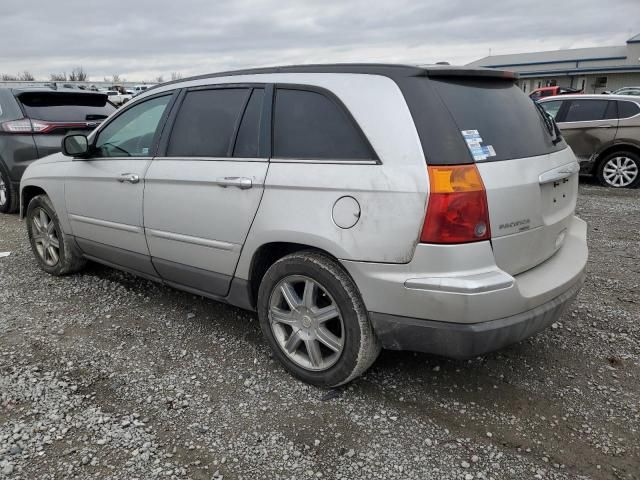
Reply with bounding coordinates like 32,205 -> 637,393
0,166 -> 17,213
257,251 -> 380,387
26,194 -> 86,275
596,151 -> 640,188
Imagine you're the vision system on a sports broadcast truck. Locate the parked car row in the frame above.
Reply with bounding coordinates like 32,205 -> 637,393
0,87 -> 116,213
16,64 -> 588,387
529,86 -> 582,100
539,94 -> 640,188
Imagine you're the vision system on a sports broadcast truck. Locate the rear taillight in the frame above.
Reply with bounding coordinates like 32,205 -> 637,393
420,164 -> 491,244
1,119 -> 90,134
1,119 -> 34,133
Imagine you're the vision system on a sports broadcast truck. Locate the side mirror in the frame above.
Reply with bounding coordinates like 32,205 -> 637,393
62,134 -> 89,157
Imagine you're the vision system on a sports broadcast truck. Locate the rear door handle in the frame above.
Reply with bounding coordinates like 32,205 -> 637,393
117,173 -> 140,184
216,176 -> 252,189
596,124 -> 614,128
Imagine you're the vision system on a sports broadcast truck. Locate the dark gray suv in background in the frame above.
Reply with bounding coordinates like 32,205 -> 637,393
540,94 -> 640,188
0,87 -> 115,212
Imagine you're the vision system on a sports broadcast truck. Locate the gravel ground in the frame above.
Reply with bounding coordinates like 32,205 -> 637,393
0,182 -> 638,480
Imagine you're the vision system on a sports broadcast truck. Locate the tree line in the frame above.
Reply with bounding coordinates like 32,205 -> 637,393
1,67 -> 183,84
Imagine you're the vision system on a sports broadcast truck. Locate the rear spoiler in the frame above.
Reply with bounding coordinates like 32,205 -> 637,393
423,67 -> 518,80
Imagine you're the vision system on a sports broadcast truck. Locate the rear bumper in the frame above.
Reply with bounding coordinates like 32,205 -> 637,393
369,273 -> 584,358
341,215 -> 588,357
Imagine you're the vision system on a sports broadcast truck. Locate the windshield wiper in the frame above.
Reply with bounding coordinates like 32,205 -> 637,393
535,102 -> 563,145
100,142 -> 131,156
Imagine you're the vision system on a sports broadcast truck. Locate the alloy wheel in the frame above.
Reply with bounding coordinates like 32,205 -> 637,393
31,208 -> 60,266
268,275 -> 345,371
602,156 -> 639,187
0,177 -> 6,206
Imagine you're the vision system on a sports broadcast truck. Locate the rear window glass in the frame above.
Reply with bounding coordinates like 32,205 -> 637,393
429,78 -> 565,162
273,88 -> 375,160
17,92 -> 116,122
618,101 -> 640,119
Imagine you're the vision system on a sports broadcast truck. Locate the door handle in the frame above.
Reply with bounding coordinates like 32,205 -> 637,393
216,176 -> 252,189
117,173 -> 140,184
596,124 -> 614,128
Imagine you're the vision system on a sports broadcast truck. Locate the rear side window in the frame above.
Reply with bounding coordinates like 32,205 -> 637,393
617,101 -> 640,119
17,92 -> 116,122
272,88 -> 375,160
167,88 -> 249,157
233,89 -> 264,158
428,78 -> 565,163
0,90 -> 22,121
563,99 -> 611,122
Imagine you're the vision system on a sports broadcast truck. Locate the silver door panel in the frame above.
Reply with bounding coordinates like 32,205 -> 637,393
65,158 -> 151,255
143,158 -> 268,278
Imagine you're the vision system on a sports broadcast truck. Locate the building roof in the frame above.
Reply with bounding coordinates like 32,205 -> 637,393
628,33 -> 640,44
468,45 -> 628,68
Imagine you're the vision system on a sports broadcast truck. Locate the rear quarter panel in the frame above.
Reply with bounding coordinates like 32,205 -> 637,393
233,74 -> 429,279
0,134 -> 39,183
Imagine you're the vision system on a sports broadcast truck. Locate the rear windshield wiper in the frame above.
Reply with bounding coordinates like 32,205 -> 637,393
535,102 -> 563,145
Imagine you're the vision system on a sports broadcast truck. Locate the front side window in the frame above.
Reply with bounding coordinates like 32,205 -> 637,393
540,100 -> 562,119
95,95 -> 171,157
167,88 -> 250,157
564,100 -> 610,122
272,88 -> 374,160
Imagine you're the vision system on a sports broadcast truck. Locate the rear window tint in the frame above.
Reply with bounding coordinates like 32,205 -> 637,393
564,99 -> 609,122
167,88 -> 250,158
17,92 -> 115,122
233,89 -> 264,158
273,88 -> 375,160
618,101 -> 640,119
429,78 -> 565,162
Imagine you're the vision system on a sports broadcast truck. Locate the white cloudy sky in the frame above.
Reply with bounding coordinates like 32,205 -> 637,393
1,0 -> 639,81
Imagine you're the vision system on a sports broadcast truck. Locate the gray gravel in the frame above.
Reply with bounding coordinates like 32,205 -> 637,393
0,182 -> 638,479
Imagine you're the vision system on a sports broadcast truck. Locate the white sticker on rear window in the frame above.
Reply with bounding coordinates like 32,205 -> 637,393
461,130 -> 496,161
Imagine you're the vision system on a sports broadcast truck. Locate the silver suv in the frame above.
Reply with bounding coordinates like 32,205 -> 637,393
20,64 -> 588,387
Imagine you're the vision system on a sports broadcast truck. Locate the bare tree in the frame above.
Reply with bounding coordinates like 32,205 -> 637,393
1,74 -> 18,81
155,75 -> 164,83
111,74 -> 121,84
50,73 -> 67,81
69,66 -> 88,82
19,71 -> 35,81
170,72 -> 183,81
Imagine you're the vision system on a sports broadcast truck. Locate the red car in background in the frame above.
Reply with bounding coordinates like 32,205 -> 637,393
529,86 -> 582,100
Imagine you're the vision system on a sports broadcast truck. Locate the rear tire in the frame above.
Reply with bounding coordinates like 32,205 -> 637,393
257,251 -> 380,387
26,194 -> 86,275
0,165 -> 18,214
596,151 -> 640,188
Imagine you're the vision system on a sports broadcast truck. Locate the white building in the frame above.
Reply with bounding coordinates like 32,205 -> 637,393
468,33 -> 640,94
